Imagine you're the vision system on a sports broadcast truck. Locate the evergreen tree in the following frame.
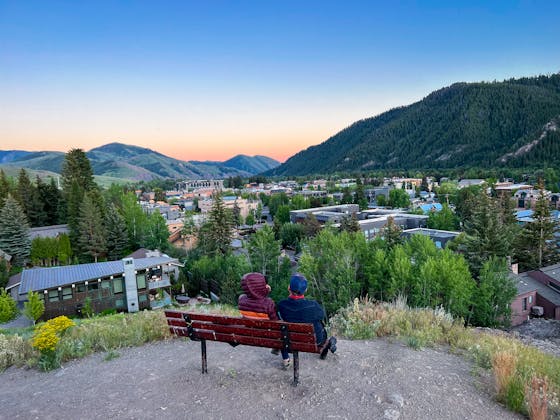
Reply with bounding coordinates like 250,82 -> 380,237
37,176 -> 62,225
0,259 -> 9,289
23,290 -> 45,324
381,216 -> 403,249
339,213 -> 361,233
0,169 -> 11,208
197,194 -> 234,256
105,204 -> 129,260
515,184 -> 559,271
463,193 -> 517,277
77,192 -> 107,262
248,225 -> 281,276
340,188 -> 353,204
471,257 -> 516,328
61,149 -> 97,249
0,195 -> 31,266
354,178 -> 368,210
16,169 -> 46,227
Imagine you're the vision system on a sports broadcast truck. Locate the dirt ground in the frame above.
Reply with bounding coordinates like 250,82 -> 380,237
0,337 -> 520,420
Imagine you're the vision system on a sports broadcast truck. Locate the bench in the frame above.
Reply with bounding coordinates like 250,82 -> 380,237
164,310 -> 322,386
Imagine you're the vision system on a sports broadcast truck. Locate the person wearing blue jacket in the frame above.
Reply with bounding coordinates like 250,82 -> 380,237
277,273 -> 337,365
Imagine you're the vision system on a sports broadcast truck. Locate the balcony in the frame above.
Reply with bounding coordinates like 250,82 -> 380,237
147,275 -> 171,290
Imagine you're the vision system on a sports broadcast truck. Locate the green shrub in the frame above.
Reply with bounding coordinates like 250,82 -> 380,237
0,288 -> 17,323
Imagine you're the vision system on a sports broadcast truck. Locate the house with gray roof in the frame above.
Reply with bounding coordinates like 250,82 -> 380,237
511,265 -> 560,326
7,255 -> 179,321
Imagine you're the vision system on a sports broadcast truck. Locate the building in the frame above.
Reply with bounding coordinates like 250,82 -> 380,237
29,224 -> 70,240
290,204 -> 359,224
401,228 -> 460,248
6,254 -> 179,320
176,179 -> 224,192
511,265 -> 560,326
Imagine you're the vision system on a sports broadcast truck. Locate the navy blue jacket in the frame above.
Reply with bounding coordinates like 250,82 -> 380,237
277,297 -> 327,345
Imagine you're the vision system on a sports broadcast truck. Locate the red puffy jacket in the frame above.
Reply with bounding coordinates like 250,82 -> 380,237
238,272 -> 278,320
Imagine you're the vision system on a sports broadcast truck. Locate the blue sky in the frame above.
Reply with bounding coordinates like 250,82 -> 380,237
1,1 -> 559,161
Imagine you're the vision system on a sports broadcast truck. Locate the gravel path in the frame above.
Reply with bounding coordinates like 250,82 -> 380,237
0,338 -> 520,420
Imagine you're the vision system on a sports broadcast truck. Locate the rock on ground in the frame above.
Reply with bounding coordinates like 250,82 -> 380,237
0,338 -> 520,420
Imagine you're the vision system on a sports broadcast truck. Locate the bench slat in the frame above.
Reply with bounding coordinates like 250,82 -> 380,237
166,318 -> 316,343
165,310 -> 314,334
168,326 -> 320,353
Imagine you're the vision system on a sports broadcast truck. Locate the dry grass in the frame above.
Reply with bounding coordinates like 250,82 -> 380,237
329,297 -> 560,418
492,351 -> 517,397
527,375 -> 549,420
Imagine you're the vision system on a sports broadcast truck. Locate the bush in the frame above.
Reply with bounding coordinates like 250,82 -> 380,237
23,291 -> 44,324
0,288 -> 17,323
0,333 -> 34,371
31,316 -> 75,371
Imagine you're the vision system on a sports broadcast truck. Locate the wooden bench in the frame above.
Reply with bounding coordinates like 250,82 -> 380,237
164,310 -> 322,386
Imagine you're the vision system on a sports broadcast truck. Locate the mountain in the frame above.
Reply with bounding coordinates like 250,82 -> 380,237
222,155 -> 280,174
0,143 -> 280,181
269,74 -> 560,176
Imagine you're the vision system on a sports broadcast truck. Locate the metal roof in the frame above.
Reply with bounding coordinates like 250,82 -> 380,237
516,272 -> 560,306
18,256 -> 178,294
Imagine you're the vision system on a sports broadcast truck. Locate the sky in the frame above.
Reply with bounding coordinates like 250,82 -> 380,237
1,1 -> 559,163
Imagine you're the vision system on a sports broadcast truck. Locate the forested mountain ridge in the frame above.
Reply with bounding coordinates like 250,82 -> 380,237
0,142 -> 280,180
269,74 -> 560,176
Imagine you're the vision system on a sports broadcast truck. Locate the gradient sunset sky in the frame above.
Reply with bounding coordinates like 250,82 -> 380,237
1,1 -> 559,162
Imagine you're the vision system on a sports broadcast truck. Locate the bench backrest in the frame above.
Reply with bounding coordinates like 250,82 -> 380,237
165,310 -> 320,353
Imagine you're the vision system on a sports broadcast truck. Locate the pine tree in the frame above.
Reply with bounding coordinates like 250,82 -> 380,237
37,176 -> 62,225
471,257 -> 516,328
354,178 -> 368,210
61,149 -> 97,249
463,193 -> 516,277
197,194 -> 234,256
515,183 -> 559,270
105,204 -> 129,260
77,192 -> 107,262
339,214 -> 361,233
0,169 -> 11,208
381,216 -> 403,249
16,169 -> 46,227
0,195 -> 31,266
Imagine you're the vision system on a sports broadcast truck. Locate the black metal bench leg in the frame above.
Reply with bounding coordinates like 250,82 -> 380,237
201,339 -> 207,374
292,351 -> 299,386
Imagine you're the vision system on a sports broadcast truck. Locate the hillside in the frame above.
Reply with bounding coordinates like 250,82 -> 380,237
269,74 -> 560,176
0,143 -> 279,181
0,338 -> 518,420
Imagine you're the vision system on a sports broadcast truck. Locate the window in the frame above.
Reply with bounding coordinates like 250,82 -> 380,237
137,274 -> 146,289
138,294 -> 148,303
528,295 -> 533,304
113,278 -> 124,294
522,297 -> 528,311
88,282 -> 99,291
549,282 -> 560,293
62,287 -> 73,300
48,290 -> 59,302
76,284 -> 86,293
101,280 -> 111,290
